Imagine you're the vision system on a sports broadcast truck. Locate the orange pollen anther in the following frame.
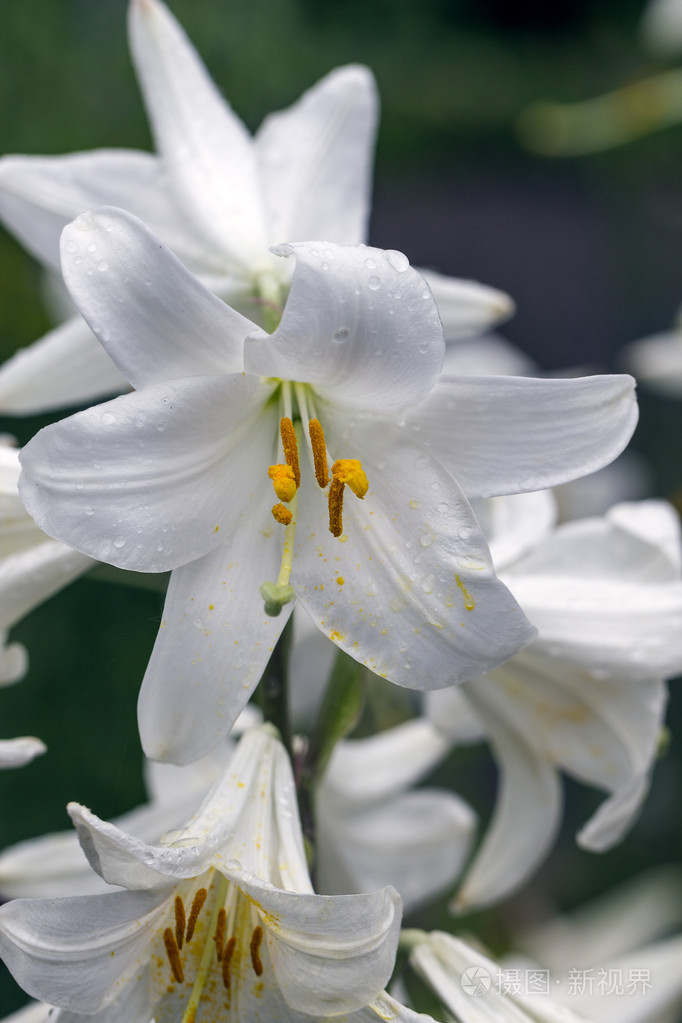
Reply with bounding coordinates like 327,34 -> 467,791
272,502 -> 293,526
185,887 -> 208,945
174,895 -> 186,950
308,418 -> 330,488
280,416 -> 301,487
213,907 -> 227,961
163,926 -> 185,984
222,936 -> 237,991
327,459 -> 368,537
268,464 -> 297,503
250,925 -> 264,976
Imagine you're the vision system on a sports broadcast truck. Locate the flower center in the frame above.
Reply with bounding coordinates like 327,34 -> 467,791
260,406 -> 369,616
155,872 -> 267,1022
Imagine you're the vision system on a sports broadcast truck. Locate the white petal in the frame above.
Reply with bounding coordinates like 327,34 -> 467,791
353,992 -> 439,1023
60,207 -> 258,387
0,737 -> 46,769
0,541 -> 94,632
236,871 -> 402,1016
441,333 -> 536,376
420,270 -> 515,339
576,772 -> 651,851
0,888 -> 169,1012
0,638 -> 27,685
454,680 -> 562,911
621,329 -> 682,397
128,0 -> 268,268
256,65 -> 378,246
0,316 -> 128,415
138,499 -> 289,765
472,491 -> 557,572
407,374 -> 638,498
0,149 -> 198,271
317,788 -> 475,912
245,242 -> 445,413
323,719 -> 452,806
293,429 -> 535,691
425,686 -> 487,743
19,375 -> 275,572
606,499 -> 682,573
1,1004 -> 51,1023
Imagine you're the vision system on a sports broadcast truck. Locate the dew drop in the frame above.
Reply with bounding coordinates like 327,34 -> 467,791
367,276 -> 381,291
386,249 -> 409,272
364,257 -> 377,270
332,327 -> 350,344
96,260 -> 108,272
83,505 -> 95,516
87,242 -> 98,253
113,536 -> 126,548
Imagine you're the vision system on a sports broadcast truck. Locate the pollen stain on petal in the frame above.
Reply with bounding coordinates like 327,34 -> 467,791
455,574 -> 475,611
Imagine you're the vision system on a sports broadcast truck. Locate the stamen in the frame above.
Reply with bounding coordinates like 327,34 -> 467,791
280,417 -> 301,488
308,418 -> 330,488
271,502 -> 293,526
213,907 -> 227,961
268,464 -> 297,504
185,887 -> 208,944
328,478 -> 345,538
328,459 -> 369,537
332,458 -> 368,499
222,936 -> 237,991
174,895 -> 186,950
250,925 -> 264,976
163,926 -> 185,984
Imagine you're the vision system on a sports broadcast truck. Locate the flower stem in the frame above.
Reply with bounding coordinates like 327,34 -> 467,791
258,615 -> 293,761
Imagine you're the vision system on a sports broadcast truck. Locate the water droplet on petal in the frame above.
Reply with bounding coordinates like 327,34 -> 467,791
114,536 -> 126,548
386,249 -> 409,272
332,327 -> 350,344
367,276 -> 381,291
364,257 -> 377,270
97,260 -> 108,272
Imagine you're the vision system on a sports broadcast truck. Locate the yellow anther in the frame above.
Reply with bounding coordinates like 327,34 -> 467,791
163,926 -> 185,984
280,416 -> 300,488
328,477 -> 345,538
222,936 -> 237,991
268,464 -> 296,503
185,887 -> 207,945
309,418 -> 330,488
328,458 -> 369,537
213,907 -> 227,961
271,502 -> 293,526
250,925 -> 264,976
332,458 -> 368,499
174,895 -> 186,950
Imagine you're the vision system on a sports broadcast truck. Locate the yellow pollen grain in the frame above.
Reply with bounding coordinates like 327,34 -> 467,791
308,418 -> 330,488
280,416 -> 301,488
268,463 -> 296,503
222,936 -> 237,991
271,502 -> 293,526
163,926 -> 184,984
336,576 -> 344,585
185,887 -> 208,944
213,907 -> 227,961
455,574 -> 475,611
332,458 -> 368,499
174,895 -> 186,950
250,926 -> 264,976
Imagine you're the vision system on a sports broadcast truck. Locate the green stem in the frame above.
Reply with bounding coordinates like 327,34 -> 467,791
258,615 -> 293,761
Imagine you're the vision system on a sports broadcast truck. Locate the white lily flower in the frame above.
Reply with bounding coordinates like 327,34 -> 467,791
428,499 -> 682,909
0,737 -> 46,769
0,0 -> 509,415
0,708 -> 469,917
408,930 -> 590,1023
0,725 -> 402,1020
621,317 -> 682,398
19,204 -> 637,763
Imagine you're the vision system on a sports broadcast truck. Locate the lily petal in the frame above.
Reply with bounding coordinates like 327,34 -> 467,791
0,888 -> 169,1012
256,65 -> 378,246
235,869 -> 401,1016
128,0 -> 268,268
454,680 -> 562,911
419,269 -> 515,339
293,427 -> 535,690
0,737 -> 46,769
0,315 -> 128,415
0,149 -> 197,271
60,207 -> 259,387
19,374 -> 275,572
245,242 -> 445,413
0,541 -> 94,632
406,374 -> 638,498
138,493 -> 288,764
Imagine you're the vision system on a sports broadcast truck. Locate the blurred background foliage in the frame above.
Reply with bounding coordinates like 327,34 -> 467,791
1,0 -> 682,1011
